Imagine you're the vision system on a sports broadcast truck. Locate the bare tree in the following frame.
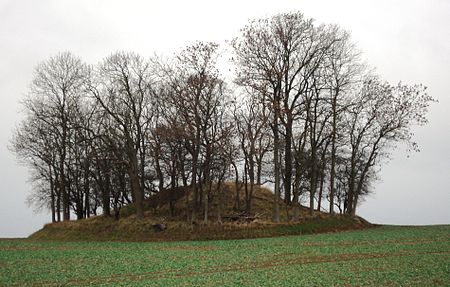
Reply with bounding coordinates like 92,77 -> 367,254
234,90 -> 271,214
87,52 -> 155,219
233,12 -> 344,221
11,11 -> 436,226
344,76 -> 434,215
323,27 -> 362,215
11,107 -> 59,221
162,42 -> 227,223
15,52 -> 89,221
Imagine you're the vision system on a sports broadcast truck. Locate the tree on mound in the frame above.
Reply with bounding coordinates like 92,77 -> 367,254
11,12 -> 435,225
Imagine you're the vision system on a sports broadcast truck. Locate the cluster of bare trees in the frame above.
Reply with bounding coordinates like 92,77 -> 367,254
11,12 -> 434,223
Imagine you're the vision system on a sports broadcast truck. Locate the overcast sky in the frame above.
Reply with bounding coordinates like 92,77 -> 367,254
1,0 -> 449,237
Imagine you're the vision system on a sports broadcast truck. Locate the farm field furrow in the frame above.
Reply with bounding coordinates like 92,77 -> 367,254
1,225 -> 449,286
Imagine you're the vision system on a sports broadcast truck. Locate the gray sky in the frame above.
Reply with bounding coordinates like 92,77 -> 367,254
1,0 -> 449,237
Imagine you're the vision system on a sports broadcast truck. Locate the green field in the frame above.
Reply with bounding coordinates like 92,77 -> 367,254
1,225 -> 449,286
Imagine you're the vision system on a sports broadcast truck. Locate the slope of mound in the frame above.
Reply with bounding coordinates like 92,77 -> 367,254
29,183 -> 374,241
119,183 -> 310,221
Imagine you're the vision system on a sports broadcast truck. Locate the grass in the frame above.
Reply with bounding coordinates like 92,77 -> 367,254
1,225 -> 449,286
29,214 -> 371,242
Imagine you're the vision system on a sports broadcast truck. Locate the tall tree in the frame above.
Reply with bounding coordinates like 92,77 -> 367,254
344,76 -> 434,215
323,27 -> 362,215
23,52 -> 88,221
233,12 -> 340,220
88,52 -> 155,219
162,42 -> 226,223
234,91 -> 271,214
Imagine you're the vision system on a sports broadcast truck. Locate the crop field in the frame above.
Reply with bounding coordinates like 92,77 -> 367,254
1,225 -> 449,286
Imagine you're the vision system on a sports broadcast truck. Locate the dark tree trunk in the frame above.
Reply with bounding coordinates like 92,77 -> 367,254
49,166 -> 56,223
203,151 -> 211,224
231,161 -> 240,211
309,144 -> 317,216
216,180 -> 223,224
83,159 -> 90,218
140,137 -> 146,198
284,119 -> 293,204
317,161 -> 326,212
60,113 -> 70,221
329,95 -> 337,216
61,158 -> 69,221
190,129 -> 201,223
347,158 -> 356,215
244,159 -> 249,212
256,157 -> 262,186
56,184 -> 61,222
247,145 -> 255,214
272,96 -> 281,223
292,158 -> 301,221
102,167 -> 111,217
317,144 -> 328,212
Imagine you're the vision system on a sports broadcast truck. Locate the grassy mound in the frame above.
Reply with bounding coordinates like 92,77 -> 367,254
30,183 -> 374,241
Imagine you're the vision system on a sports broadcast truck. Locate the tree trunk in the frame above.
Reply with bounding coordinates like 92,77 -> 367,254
309,144 -> 317,216
140,137 -> 146,198
83,159 -> 90,218
256,157 -> 262,186
169,169 -> 176,217
346,158 -> 357,215
56,184 -> 61,222
329,95 -> 337,216
317,162 -> 325,212
60,158 -> 69,221
217,180 -> 223,224
49,167 -> 56,223
284,119 -> 293,204
247,175 -> 254,215
203,183 -> 209,224
179,145 -> 188,187
247,150 -> 255,214
102,168 -> 111,217
232,161 -> 240,211
190,132 -> 201,224
244,159 -> 249,211
292,156 -> 301,221
272,97 -> 281,223
129,151 -> 144,219
317,147 -> 327,212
